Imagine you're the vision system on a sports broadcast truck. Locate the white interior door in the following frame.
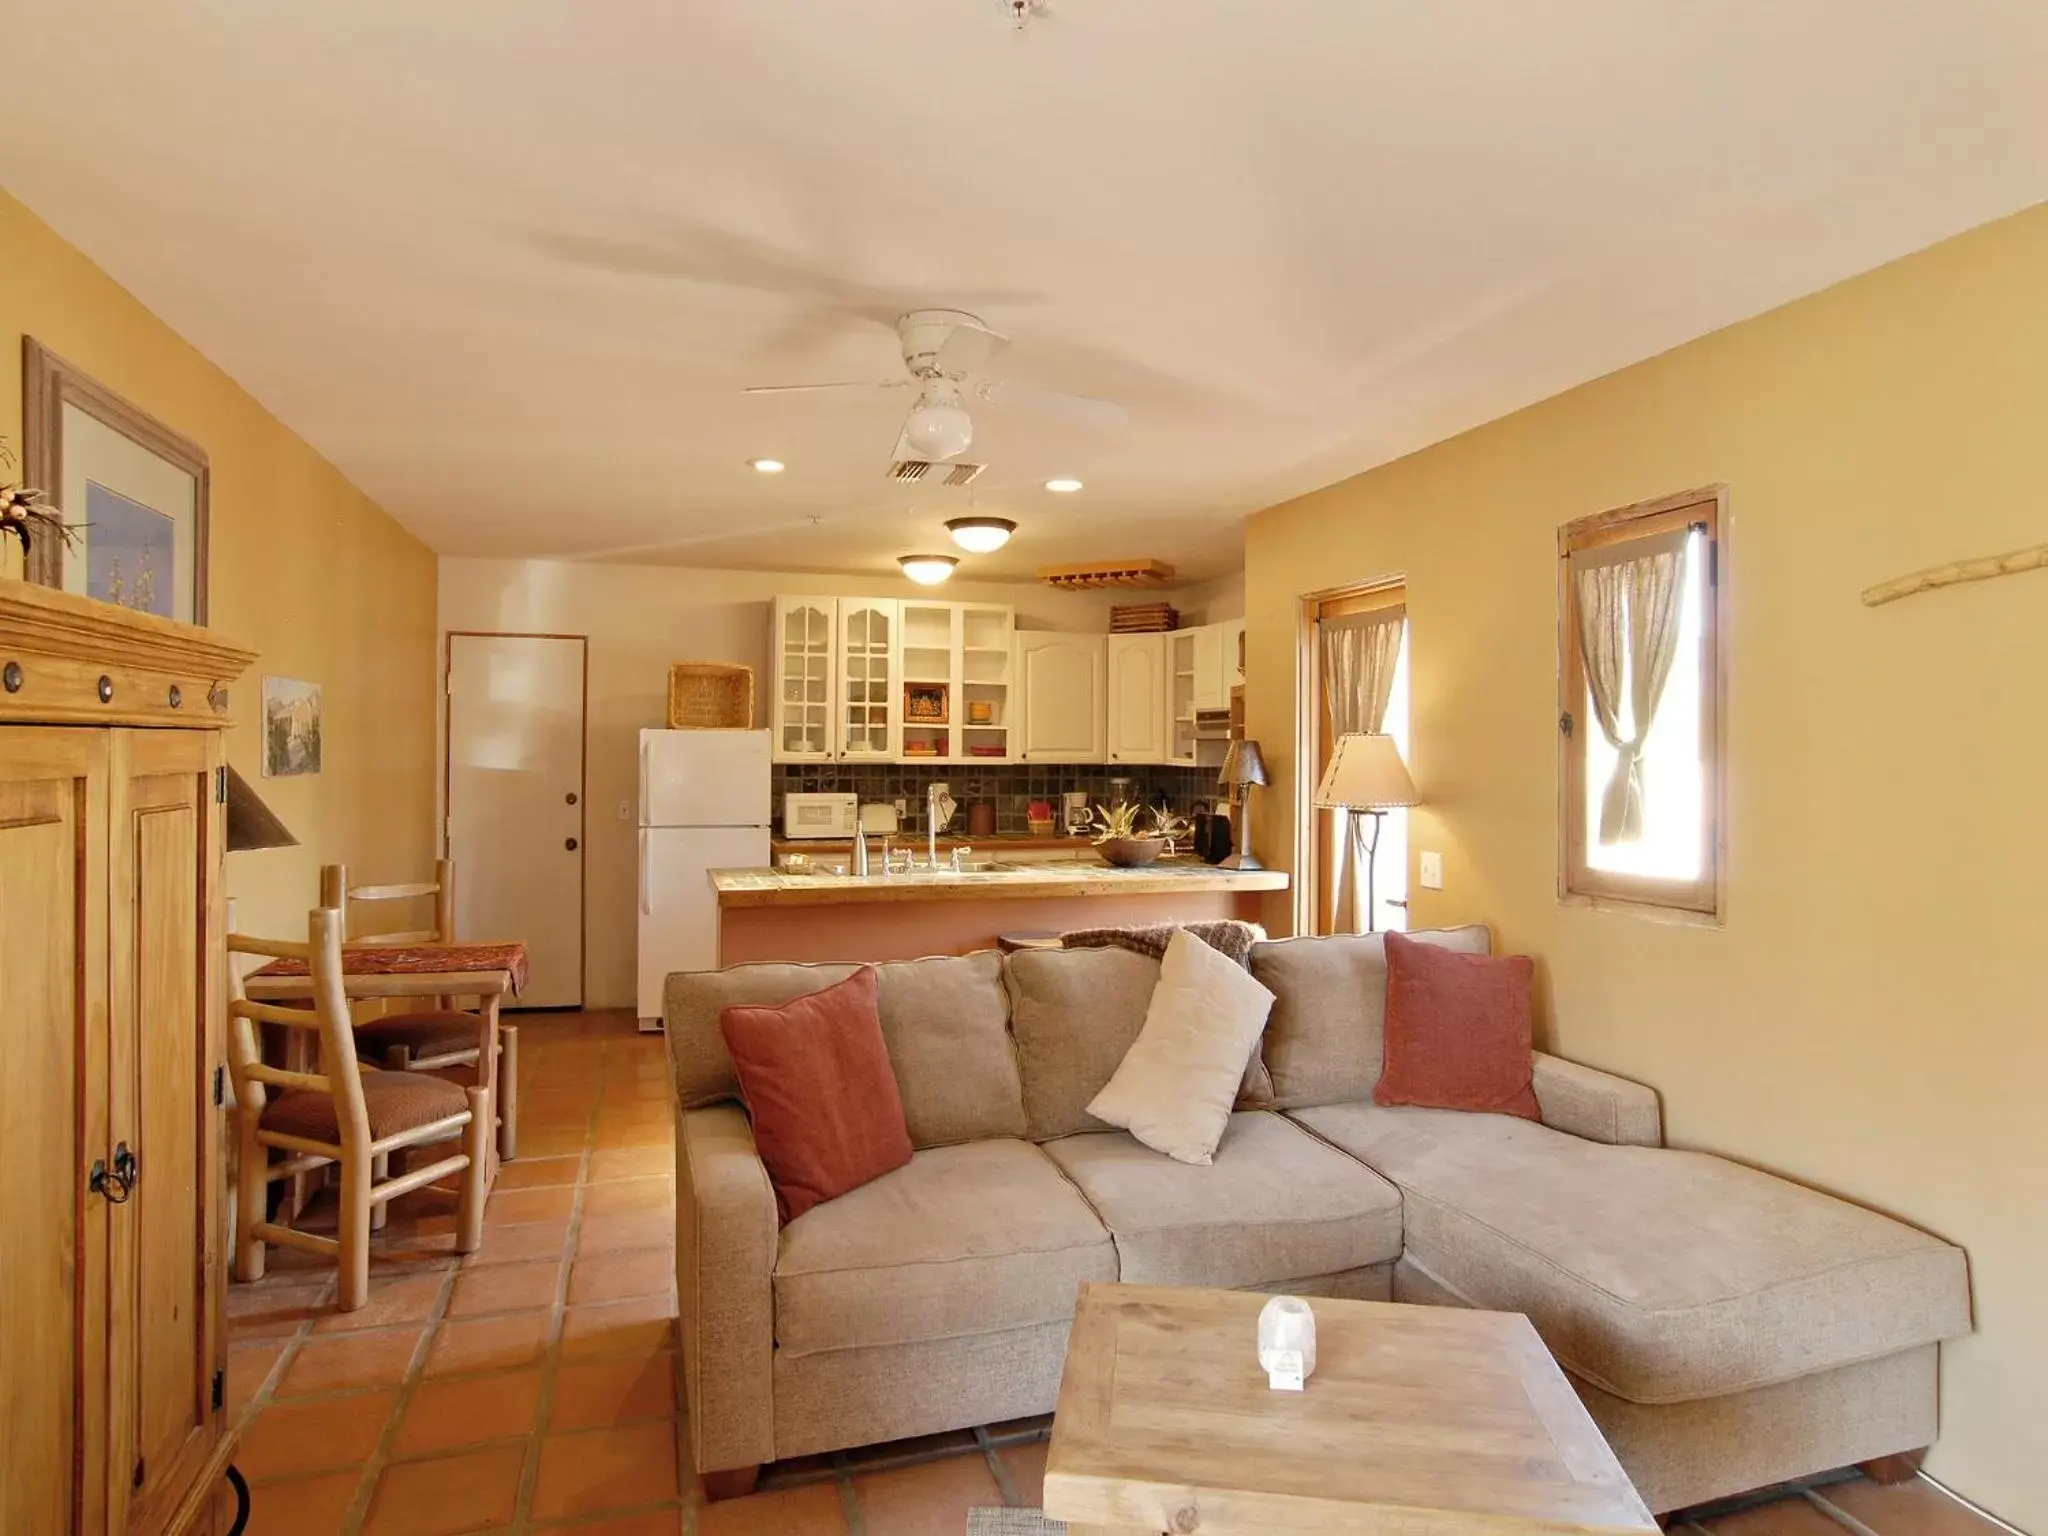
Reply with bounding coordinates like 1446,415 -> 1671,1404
447,633 -> 586,1008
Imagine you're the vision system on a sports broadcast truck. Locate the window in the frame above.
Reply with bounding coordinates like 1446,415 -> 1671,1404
1303,582 -> 1410,935
1559,489 -> 1724,917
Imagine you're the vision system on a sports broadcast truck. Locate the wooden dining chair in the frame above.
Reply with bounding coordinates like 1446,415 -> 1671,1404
321,860 -> 521,1159
227,906 -> 490,1310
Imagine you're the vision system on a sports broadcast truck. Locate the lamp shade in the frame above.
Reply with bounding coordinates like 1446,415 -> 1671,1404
225,764 -> 299,852
1314,733 -> 1419,810
1219,738 -> 1270,789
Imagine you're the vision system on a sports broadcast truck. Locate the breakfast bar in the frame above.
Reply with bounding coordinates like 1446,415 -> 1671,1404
712,859 -> 1288,964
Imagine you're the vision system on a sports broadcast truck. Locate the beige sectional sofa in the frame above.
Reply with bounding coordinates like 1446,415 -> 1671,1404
664,928 -> 1971,1514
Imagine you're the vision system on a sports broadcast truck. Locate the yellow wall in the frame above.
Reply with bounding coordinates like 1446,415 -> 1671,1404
0,187 -> 439,941
1246,202 -> 2048,1525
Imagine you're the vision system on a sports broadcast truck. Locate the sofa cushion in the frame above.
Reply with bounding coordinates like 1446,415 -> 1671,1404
1006,947 -> 1272,1141
666,953 -> 1027,1147
1086,930 -> 1278,1165
1375,933 -> 1539,1121
1251,925 -> 1491,1109
772,1139 -> 1116,1358
1042,1111 -> 1403,1291
719,968 -> 914,1224
1291,1100 -> 1972,1403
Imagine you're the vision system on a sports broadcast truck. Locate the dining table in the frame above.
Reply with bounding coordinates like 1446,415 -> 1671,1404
246,940 -> 530,1206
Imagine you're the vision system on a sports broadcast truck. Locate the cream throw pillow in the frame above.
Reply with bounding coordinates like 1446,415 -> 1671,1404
1085,929 -> 1278,1165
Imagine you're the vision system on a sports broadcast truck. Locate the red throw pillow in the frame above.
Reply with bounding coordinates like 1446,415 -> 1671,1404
1374,932 -> 1541,1120
719,968 -> 914,1223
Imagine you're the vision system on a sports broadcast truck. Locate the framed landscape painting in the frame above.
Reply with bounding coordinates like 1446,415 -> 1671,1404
262,676 -> 323,778
22,338 -> 209,624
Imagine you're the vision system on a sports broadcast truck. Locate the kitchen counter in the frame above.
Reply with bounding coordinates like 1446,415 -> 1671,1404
711,859 -> 1288,965
713,859 -> 1287,908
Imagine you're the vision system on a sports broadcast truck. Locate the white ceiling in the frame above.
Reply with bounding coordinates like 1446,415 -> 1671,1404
3,3 -> 2045,583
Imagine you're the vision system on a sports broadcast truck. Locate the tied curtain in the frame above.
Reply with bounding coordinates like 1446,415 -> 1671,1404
1321,606 -> 1404,932
1570,529 -> 1690,845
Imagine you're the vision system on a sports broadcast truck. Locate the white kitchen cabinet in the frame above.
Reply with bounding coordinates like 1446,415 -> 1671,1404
1016,632 -> 1106,763
772,596 -> 838,762
1191,623 -> 1230,711
1166,628 -> 1200,765
1221,618 -> 1246,691
836,598 -> 898,759
1106,633 -> 1169,764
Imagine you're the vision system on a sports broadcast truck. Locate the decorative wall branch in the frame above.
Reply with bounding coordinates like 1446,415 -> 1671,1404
1861,541 -> 2048,608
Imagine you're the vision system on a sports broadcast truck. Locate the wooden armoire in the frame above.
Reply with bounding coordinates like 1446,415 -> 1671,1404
0,581 -> 255,1536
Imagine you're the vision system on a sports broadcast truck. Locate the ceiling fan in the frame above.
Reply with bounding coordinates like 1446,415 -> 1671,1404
744,309 -> 1128,473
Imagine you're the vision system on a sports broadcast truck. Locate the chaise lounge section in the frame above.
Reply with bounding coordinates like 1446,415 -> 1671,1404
665,929 -> 1971,1514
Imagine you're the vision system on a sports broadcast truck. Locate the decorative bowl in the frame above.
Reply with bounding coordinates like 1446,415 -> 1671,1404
1096,836 -> 1167,869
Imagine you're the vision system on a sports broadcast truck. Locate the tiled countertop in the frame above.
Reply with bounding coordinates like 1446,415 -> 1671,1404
711,859 -> 1288,908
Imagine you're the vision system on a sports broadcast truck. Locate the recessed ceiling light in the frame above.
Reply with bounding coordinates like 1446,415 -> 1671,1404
749,458 -> 786,474
946,516 -> 1017,554
1045,477 -> 1083,494
898,554 -> 959,586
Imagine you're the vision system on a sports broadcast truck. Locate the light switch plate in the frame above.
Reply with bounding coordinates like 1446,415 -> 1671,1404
1419,851 -> 1444,890
617,799 -> 632,822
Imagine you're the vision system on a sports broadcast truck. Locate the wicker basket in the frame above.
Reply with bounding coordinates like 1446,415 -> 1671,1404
666,663 -> 755,729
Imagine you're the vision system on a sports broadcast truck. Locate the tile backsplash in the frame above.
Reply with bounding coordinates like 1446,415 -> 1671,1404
774,763 -> 1225,837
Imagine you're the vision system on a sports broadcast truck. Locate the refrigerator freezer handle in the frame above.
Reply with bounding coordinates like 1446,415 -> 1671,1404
638,737 -> 650,826
639,829 -> 651,916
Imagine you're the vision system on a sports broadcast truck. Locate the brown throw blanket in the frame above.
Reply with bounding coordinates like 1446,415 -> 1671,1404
1059,919 -> 1264,970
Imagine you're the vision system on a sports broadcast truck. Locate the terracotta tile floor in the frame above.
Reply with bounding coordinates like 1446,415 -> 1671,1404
223,1012 -> 2005,1536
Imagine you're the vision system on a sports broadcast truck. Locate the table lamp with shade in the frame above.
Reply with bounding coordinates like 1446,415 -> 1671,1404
1218,738 -> 1270,871
1313,733 -> 1419,932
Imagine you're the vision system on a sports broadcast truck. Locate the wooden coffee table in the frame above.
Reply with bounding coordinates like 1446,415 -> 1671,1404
1044,1283 -> 1655,1536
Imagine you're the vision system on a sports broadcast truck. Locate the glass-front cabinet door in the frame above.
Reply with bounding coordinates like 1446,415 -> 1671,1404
838,599 -> 898,759
773,597 -> 836,762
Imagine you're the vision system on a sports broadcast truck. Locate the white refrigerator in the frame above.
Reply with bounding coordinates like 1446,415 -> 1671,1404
637,728 -> 772,1029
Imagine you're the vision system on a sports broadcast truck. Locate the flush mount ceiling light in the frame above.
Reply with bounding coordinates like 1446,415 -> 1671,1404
898,554 -> 960,586
946,516 -> 1017,554
748,458 -> 785,474
1045,477 -> 1084,494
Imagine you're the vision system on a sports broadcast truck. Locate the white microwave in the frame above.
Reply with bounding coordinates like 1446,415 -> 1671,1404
783,791 -> 860,840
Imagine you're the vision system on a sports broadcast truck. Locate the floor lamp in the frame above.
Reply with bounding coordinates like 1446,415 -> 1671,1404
1313,733 -> 1419,933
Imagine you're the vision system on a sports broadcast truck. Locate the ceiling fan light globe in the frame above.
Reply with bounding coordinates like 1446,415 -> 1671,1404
946,517 -> 1017,554
903,403 -> 974,462
898,554 -> 959,586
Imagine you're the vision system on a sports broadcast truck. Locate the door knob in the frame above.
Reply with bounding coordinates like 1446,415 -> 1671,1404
565,837 -> 579,851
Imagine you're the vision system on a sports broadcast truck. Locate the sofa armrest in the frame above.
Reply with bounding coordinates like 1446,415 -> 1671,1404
676,1103 -> 779,1473
1532,1052 -> 1663,1147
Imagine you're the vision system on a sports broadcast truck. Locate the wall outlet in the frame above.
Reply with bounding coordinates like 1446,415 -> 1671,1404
894,798 -> 908,817
1419,851 -> 1445,890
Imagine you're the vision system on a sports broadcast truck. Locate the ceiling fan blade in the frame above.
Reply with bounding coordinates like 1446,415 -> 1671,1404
974,378 -> 1129,429
936,319 -> 1009,379
744,380 -> 910,396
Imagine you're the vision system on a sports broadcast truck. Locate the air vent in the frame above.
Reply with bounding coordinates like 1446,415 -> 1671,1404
887,459 -> 986,486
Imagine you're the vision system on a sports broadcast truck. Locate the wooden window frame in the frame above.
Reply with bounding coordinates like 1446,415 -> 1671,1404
1558,486 -> 1727,920
1297,579 -> 1407,936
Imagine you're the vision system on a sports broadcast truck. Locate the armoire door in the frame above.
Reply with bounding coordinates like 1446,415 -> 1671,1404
0,728 -> 109,1536
106,729 -> 223,1536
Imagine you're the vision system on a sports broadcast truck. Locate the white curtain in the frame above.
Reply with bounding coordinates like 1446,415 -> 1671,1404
1321,607 -> 1405,932
1571,530 -> 1690,844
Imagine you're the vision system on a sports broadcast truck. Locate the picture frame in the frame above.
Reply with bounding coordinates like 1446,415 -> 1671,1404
905,681 -> 949,724
261,676 -> 323,778
22,338 -> 211,624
